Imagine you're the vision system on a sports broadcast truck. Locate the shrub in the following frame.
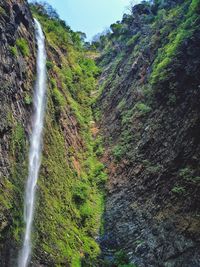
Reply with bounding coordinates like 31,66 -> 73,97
24,93 -> 32,105
10,46 -> 18,57
112,145 -> 125,161
179,167 -> 200,183
0,6 -> 6,15
72,183 -> 89,205
168,94 -> 176,105
16,38 -> 30,57
122,110 -> 134,125
179,168 -> 193,180
79,201 -> 93,220
46,60 -> 54,70
135,102 -> 152,115
117,99 -> 126,111
171,186 -> 186,195
115,250 -> 129,265
114,250 -> 137,266
96,171 -> 108,186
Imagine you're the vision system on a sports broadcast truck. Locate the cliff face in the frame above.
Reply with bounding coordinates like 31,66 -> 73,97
0,1 -> 105,267
0,0 -> 35,265
96,0 -> 200,266
31,5 -> 105,266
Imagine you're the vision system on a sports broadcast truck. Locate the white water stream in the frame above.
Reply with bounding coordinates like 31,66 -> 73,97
18,19 -> 47,267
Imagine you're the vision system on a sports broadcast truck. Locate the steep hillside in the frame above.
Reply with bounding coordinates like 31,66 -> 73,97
0,1 -> 105,266
95,0 -> 200,266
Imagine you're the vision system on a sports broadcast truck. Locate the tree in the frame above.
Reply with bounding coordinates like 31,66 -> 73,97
30,1 -> 59,19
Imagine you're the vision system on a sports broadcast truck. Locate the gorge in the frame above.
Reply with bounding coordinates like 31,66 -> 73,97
0,0 -> 200,267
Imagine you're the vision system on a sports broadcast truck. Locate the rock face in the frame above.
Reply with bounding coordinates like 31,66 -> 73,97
97,0 -> 200,266
0,0 -> 35,265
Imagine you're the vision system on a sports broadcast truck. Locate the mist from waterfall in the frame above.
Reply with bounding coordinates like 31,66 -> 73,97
18,18 -> 47,267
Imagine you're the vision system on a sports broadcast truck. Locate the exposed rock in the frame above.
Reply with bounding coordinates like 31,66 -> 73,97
97,0 -> 200,266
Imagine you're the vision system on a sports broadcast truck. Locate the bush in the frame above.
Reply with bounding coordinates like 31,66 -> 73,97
24,93 -> 32,105
114,250 -> 137,266
46,60 -> 54,70
179,168 -> 193,180
79,201 -> 93,220
115,250 -> 129,265
16,38 -> 30,57
179,167 -> 200,183
112,145 -> 125,161
168,94 -> 176,105
171,186 -> 186,195
0,7 -> 6,15
10,46 -> 18,57
72,183 -> 89,205
135,102 -> 152,115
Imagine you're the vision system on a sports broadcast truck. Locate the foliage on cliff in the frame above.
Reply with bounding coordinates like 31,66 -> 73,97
95,0 -> 200,266
96,0 -> 200,166
0,1 -> 104,266
28,3 -> 106,266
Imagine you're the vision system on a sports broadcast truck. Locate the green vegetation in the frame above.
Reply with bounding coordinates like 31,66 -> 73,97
126,32 -> 141,47
151,0 -> 200,88
142,160 -> 162,175
134,102 -> 152,115
16,38 -> 30,57
24,93 -> 32,105
102,250 -> 137,267
179,167 -> 200,184
28,2 -> 106,266
2,0 -> 199,265
111,100 -> 152,162
112,144 -> 126,161
0,6 -> 6,15
171,186 -> 186,195
8,120 -> 29,243
11,123 -> 25,156
10,46 -> 18,57
52,86 -> 65,108
46,60 -> 54,70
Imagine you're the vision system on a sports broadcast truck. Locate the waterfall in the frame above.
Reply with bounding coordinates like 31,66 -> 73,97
18,19 -> 47,267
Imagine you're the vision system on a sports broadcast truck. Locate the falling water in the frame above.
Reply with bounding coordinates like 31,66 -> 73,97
18,19 -> 47,267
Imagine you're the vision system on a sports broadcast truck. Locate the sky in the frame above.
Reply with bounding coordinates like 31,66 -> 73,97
30,0 -> 141,41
